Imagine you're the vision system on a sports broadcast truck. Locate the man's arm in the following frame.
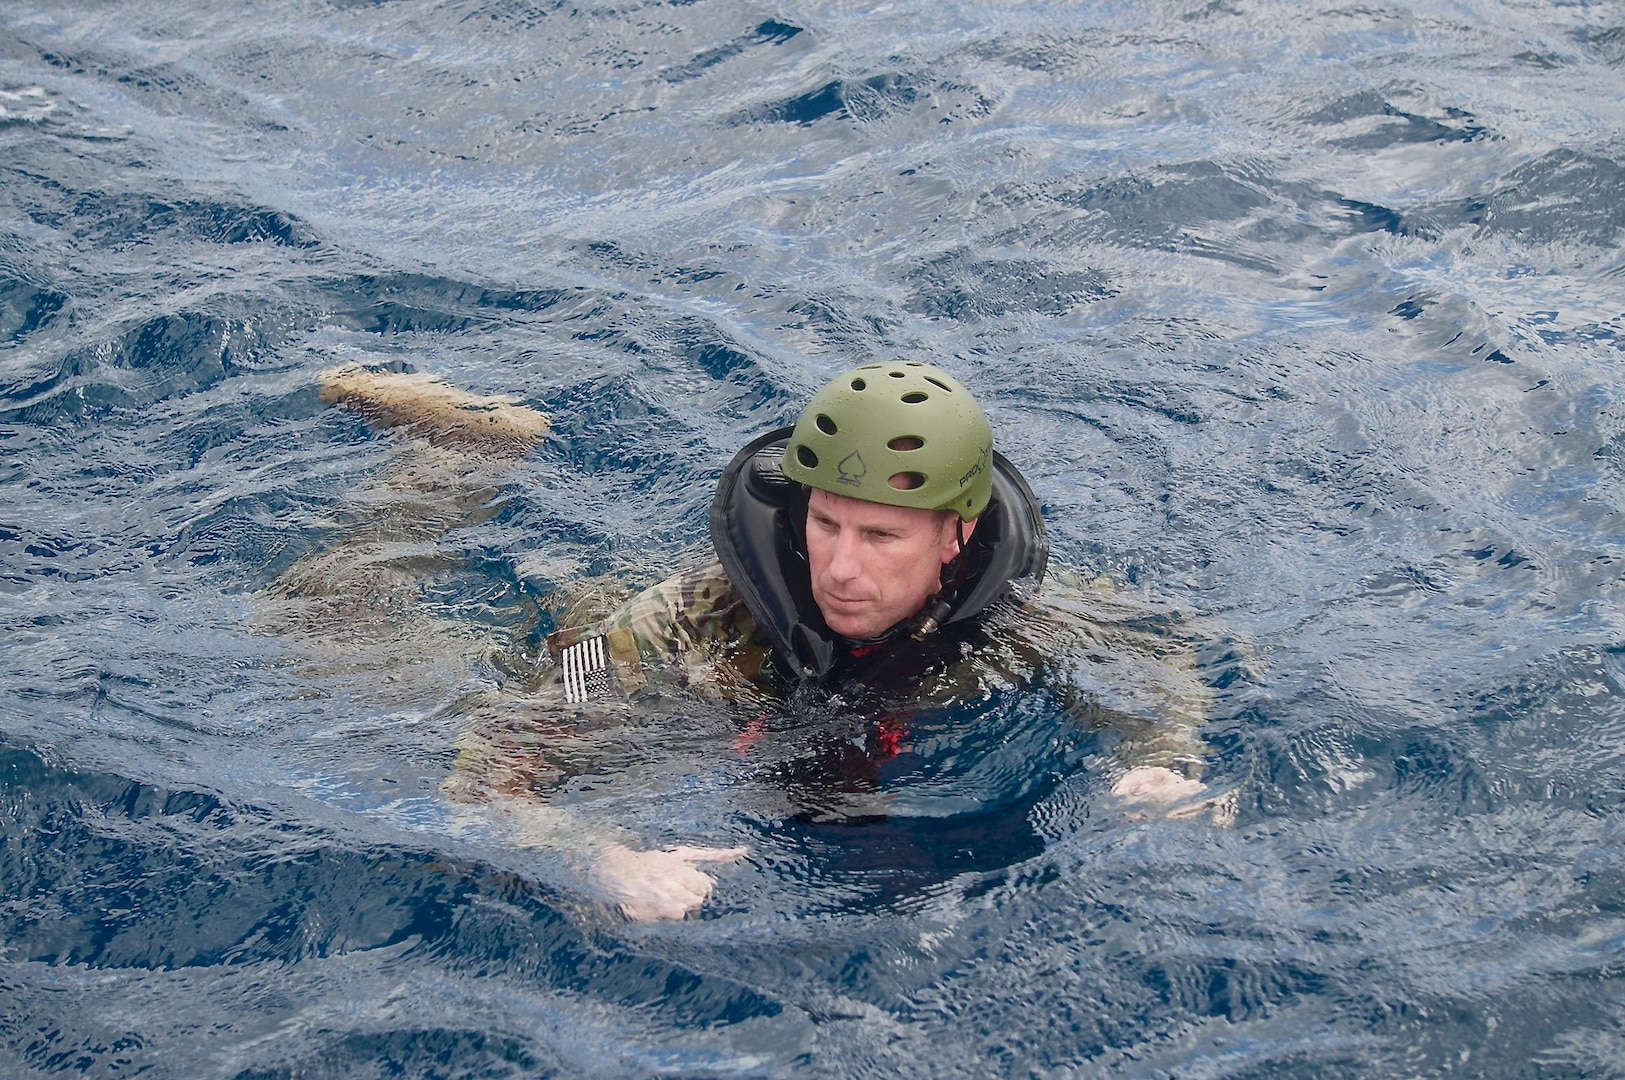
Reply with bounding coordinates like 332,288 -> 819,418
448,562 -> 774,920
1011,569 -> 1237,823
444,720 -> 747,920
287,368 -> 749,920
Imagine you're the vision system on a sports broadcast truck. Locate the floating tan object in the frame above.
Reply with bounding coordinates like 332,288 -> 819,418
318,366 -> 550,459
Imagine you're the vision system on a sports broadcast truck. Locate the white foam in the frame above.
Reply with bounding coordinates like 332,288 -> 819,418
0,86 -> 55,122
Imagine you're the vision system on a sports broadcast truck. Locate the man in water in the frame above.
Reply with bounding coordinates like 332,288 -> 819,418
311,361 -> 1228,920
549,361 -> 1044,700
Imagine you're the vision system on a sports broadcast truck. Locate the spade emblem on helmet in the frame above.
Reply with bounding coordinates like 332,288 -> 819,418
836,450 -> 866,487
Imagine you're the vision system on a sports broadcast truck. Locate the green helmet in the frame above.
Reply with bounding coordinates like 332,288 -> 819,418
780,362 -> 994,521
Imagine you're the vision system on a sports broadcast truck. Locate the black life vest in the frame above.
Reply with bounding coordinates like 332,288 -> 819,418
709,427 -> 1048,680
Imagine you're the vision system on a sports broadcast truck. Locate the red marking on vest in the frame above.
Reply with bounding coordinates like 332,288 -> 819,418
732,713 -> 768,755
869,713 -> 910,759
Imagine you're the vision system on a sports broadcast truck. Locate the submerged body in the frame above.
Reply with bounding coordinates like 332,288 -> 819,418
281,367 -> 1234,920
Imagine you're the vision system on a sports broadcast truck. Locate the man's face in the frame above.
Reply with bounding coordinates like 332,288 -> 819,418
804,488 -> 970,641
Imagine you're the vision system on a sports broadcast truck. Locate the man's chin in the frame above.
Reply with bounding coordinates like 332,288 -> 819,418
818,606 -> 884,641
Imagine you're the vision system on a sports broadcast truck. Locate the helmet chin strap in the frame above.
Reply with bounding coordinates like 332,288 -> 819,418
909,516 -> 972,642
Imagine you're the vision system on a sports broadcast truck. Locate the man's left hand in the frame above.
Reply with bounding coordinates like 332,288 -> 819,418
588,843 -> 749,921
1111,765 -> 1236,826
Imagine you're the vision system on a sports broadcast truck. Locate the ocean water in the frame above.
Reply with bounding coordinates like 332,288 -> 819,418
2,0 -> 1624,1075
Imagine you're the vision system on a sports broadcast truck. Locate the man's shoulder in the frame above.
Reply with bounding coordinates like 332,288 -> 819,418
605,559 -> 749,636
546,557 -> 775,697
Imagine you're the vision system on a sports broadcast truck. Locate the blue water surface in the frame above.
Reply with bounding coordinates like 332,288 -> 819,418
3,0 -> 1624,1075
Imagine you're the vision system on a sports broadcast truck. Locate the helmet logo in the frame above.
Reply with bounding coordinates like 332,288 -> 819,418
958,442 -> 992,487
836,450 -> 867,486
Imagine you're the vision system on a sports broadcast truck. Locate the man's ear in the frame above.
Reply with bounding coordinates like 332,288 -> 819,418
940,515 -> 978,563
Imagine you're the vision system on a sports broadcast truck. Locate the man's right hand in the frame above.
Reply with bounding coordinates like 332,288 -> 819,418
588,843 -> 749,921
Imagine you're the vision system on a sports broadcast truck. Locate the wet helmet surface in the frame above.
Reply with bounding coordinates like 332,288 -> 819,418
780,362 -> 993,521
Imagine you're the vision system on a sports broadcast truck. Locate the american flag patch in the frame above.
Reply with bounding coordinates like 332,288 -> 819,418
559,634 -> 615,703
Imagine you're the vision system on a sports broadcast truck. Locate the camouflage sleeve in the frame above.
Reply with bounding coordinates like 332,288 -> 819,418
546,560 -> 774,699
448,562 -> 772,812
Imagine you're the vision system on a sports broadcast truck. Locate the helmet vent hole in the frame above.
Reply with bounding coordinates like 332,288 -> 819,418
925,376 -> 952,392
901,391 -> 928,404
850,378 -> 866,391
796,446 -> 819,469
888,471 -> 926,491
815,414 -> 838,435
888,436 -> 923,451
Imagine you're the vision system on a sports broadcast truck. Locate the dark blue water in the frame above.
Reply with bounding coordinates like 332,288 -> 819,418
3,0 -> 1624,1075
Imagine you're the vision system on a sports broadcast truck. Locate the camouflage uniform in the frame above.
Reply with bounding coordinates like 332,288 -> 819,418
535,559 -> 1216,776
543,560 -> 779,702
445,557 -> 1234,841
445,560 -> 773,803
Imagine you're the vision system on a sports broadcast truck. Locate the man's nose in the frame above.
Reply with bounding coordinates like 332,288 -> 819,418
826,530 -> 863,581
